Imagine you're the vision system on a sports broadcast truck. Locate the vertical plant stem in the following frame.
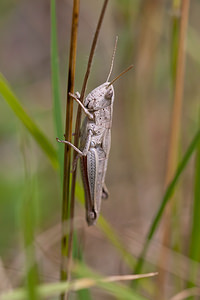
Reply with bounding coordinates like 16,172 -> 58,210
66,0 -> 109,288
51,0 -> 63,179
156,0 -> 190,297
61,0 -> 80,291
79,0 -> 109,102
60,1 -> 109,298
166,0 -> 190,185
62,0 -> 108,296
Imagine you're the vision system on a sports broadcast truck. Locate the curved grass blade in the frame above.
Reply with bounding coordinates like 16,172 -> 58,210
134,129 -> 200,275
0,73 -> 58,169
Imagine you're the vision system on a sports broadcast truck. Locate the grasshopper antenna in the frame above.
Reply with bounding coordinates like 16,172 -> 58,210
107,64 -> 133,87
106,36 -> 118,82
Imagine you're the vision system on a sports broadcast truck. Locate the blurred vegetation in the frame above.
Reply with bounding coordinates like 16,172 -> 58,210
1,0 -> 200,299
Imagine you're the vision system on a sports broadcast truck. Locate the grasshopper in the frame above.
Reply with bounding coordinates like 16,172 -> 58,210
57,44 -> 132,225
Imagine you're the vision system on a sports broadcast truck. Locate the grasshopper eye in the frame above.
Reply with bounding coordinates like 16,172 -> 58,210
105,89 -> 113,100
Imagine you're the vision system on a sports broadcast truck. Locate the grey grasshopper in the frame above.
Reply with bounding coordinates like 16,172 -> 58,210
58,45 -> 132,226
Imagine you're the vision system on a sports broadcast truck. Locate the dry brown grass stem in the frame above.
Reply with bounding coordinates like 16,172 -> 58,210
69,272 -> 158,289
170,288 -> 200,300
79,0 -> 109,103
64,0 -> 109,293
165,1 -> 190,184
157,0 -> 190,298
61,0 -> 80,295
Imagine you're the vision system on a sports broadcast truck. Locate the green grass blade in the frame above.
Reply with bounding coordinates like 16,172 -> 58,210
20,137 -> 40,300
73,233 -> 92,300
21,178 -> 40,300
0,73 -> 58,169
134,129 -> 200,274
188,117 -> 200,292
50,0 -> 64,176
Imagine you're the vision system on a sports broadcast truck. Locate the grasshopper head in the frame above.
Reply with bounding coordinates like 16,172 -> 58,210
84,82 -> 114,111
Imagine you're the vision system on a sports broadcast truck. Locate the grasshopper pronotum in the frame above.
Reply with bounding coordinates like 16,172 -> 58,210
57,41 -> 133,225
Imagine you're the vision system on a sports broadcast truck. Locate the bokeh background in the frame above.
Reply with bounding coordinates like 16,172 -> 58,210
0,0 -> 200,299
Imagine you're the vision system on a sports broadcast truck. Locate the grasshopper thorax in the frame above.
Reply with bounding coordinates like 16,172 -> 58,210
84,82 -> 114,111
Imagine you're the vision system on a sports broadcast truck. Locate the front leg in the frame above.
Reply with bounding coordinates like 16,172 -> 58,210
56,129 -> 93,156
69,92 -> 93,120
71,129 -> 93,171
57,129 -> 93,170
56,137 -> 83,155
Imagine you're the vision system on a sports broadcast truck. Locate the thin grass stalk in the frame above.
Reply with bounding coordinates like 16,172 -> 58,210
170,287 -> 200,300
51,0 -> 63,179
165,0 -> 190,186
66,0 -> 109,287
156,0 -> 190,297
60,0 -> 80,289
170,1 -> 181,89
156,0 -> 181,296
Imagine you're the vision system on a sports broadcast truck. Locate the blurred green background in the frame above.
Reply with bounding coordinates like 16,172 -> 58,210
1,0 -> 200,299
